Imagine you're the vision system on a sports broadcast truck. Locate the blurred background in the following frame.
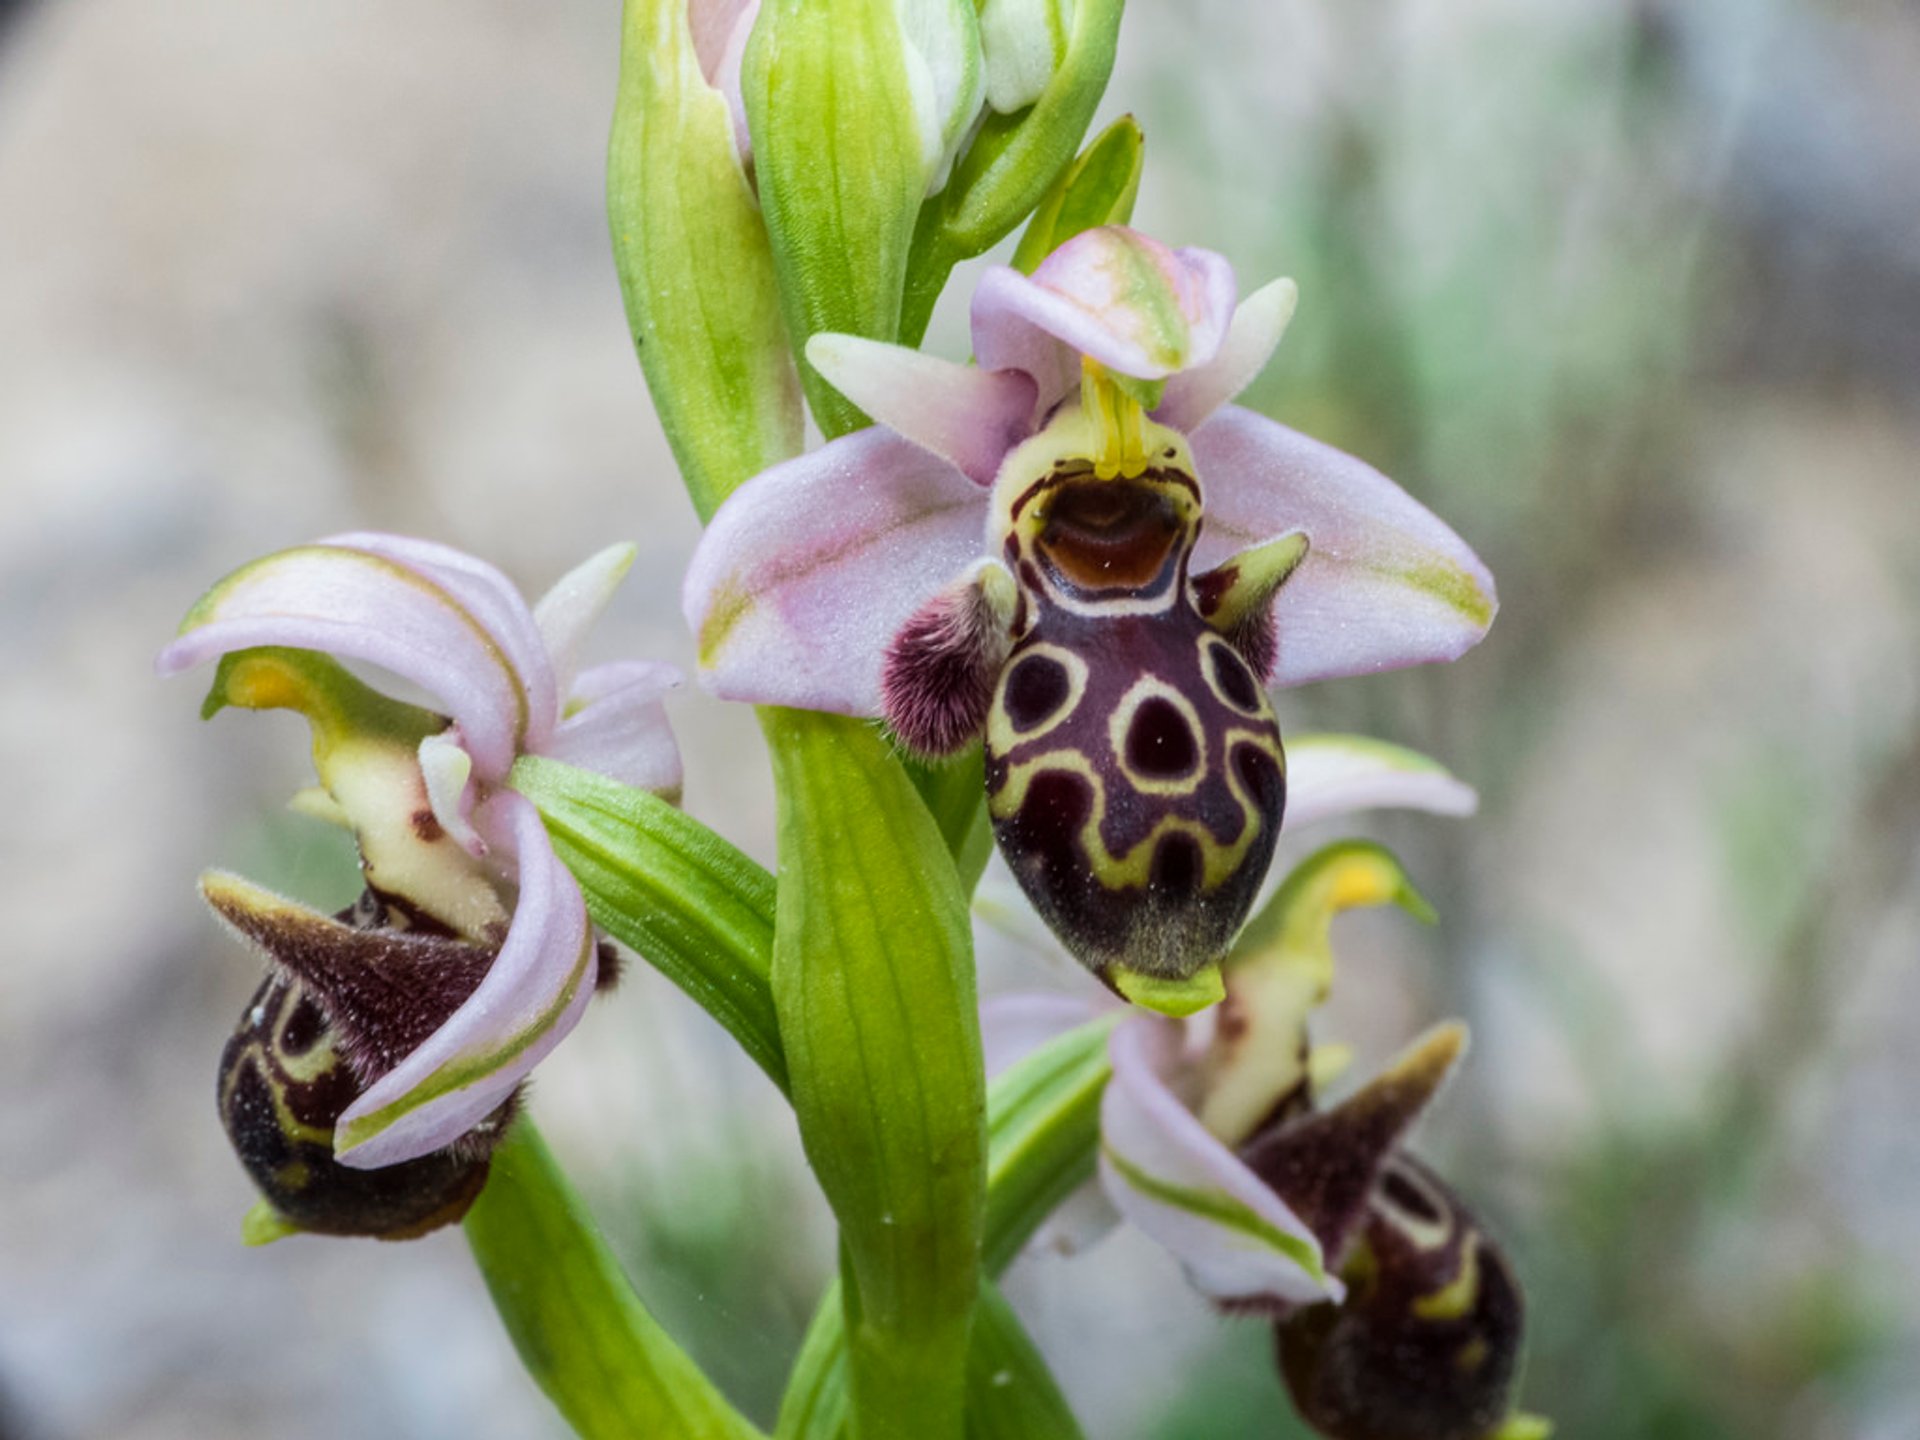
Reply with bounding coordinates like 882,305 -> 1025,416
3,0 -> 1918,1435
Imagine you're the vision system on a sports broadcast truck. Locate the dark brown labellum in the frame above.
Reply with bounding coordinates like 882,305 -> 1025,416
986,600 -> 1286,981
1276,1156 -> 1525,1440
217,970 -> 498,1240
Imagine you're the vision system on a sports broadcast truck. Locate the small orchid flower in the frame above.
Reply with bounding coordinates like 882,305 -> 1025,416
685,224 -> 1496,1005
984,780 -> 1539,1439
979,732 -> 1476,1264
159,535 -> 681,1234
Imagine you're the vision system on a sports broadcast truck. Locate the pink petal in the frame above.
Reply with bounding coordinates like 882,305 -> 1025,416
333,791 -> 598,1167
545,660 -> 685,798
689,0 -> 757,88
1154,277 -> 1298,432
980,992 -> 1106,1080
156,544 -> 531,780
533,543 -> 638,698
683,429 -> 991,716
1190,407 -> 1497,687
1284,733 -> 1478,831
707,0 -> 758,161
806,333 -> 1036,485
1099,1016 -> 1340,1310
971,228 -> 1237,408
323,533 -> 558,756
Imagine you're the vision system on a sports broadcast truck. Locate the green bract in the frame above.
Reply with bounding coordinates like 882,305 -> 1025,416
1009,113 -> 1145,275
745,0 -> 984,435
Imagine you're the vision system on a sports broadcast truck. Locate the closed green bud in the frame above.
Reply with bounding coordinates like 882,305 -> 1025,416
899,0 -> 1125,344
610,0 -> 803,518
745,0 -> 985,435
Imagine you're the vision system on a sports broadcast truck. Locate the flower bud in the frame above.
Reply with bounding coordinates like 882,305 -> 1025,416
898,0 -> 1124,344
978,0 -> 1072,114
610,0 -> 802,517
744,0 -> 985,435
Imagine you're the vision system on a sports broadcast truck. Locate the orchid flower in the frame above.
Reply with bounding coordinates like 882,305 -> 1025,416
981,750 -> 1538,1439
685,224 -> 1495,1008
159,535 -> 681,1235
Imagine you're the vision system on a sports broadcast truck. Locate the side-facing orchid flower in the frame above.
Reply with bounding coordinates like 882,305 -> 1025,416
982,749 -> 1544,1439
158,535 -> 681,1239
685,224 -> 1496,1008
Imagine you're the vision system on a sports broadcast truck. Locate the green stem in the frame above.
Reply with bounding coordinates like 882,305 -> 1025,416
465,1123 -> 766,1440
762,710 -> 987,1440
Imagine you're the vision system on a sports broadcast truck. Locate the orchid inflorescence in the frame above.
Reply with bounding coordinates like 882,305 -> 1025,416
161,2 -> 1547,1436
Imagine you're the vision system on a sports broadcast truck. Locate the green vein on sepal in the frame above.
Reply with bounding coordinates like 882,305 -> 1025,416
465,1123 -> 766,1440
509,755 -> 787,1095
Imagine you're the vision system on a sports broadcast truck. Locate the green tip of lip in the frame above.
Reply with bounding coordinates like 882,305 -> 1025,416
241,1200 -> 302,1247
1113,963 -> 1224,1017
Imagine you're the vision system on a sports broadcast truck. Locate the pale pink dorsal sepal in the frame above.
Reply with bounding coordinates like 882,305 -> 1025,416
322,532 -> 561,765
1189,407 -> 1498,688
547,660 -> 685,798
1099,1016 -> 1340,1311
534,543 -> 639,699
806,333 -> 1037,485
1283,733 -> 1479,832
333,790 -> 598,1168
971,228 -> 1238,408
683,428 -> 991,717
1154,276 -> 1299,433
155,544 -> 531,781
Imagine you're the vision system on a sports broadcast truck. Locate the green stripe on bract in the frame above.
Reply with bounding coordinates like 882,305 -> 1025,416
1103,1145 -> 1326,1281
334,933 -> 595,1154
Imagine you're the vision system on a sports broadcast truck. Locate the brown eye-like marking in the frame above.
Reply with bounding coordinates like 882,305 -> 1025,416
1005,654 -> 1070,728
1149,831 -> 1204,901
1228,732 -> 1287,821
1036,481 -> 1183,594
1200,633 -> 1267,716
1109,676 -> 1206,794
988,642 -> 1088,756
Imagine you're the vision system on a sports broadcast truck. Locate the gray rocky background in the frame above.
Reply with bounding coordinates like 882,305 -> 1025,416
3,1 -> 1918,1436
